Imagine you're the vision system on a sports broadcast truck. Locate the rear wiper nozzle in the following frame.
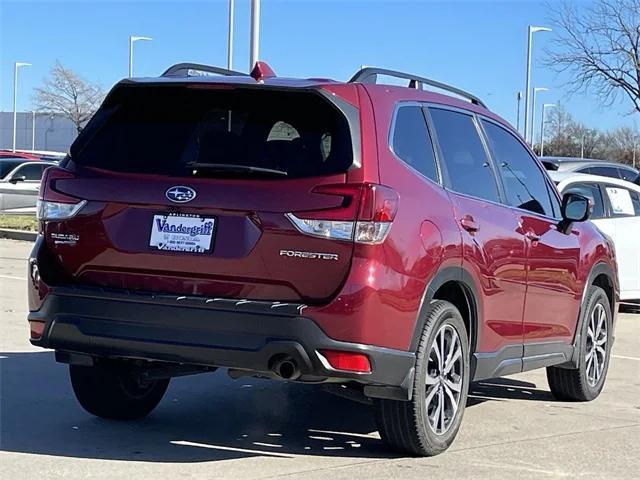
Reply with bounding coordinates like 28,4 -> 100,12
187,163 -> 288,176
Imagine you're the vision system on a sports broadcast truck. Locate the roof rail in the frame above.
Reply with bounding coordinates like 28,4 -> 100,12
162,63 -> 248,77
348,67 -> 487,108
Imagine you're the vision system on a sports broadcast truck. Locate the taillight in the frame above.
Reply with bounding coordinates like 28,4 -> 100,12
37,167 -> 86,221
286,183 -> 398,244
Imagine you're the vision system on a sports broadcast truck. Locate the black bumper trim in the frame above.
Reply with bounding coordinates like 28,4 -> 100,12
30,288 -> 415,395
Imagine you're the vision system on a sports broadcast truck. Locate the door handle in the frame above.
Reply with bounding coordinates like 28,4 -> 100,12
524,230 -> 540,242
460,215 -> 479,233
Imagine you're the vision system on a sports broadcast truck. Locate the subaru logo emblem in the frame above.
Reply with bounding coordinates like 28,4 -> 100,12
166,186 -> 196,203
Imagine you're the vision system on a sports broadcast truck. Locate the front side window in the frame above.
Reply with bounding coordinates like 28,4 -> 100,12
429,108 -> 499,202
629,190 -> 640,216
618,168 -> 638,182
391,105 -> 438,182
564,182 -> 605,219
13,163 -> 44,181
481,120 -> 552,216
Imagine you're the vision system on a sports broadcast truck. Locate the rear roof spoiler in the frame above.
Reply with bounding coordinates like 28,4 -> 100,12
349,67 -> 487,108
162,63 -> 248,77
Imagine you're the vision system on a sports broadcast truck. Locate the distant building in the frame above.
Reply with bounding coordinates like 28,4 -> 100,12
0,112 -> 77,153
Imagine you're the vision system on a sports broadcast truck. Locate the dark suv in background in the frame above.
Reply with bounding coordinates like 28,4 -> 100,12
28,62 -> 618,456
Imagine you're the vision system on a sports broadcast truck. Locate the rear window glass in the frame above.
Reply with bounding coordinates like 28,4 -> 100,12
71,85 -> 353,179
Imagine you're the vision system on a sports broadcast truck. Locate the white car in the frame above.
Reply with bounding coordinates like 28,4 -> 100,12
0,159 -> 56,213
550,171 -> 640,302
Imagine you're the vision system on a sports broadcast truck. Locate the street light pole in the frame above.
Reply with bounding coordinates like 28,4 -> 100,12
249,0 -> 261,71
227,0 -> 235,70
516,91 -> 522,134
524,26 -> 551,144
531,87 -> 548,148
12,62 -> 31,152
32,111 -> 36,151
129,35 -> 153,77
540,103 -> 556,157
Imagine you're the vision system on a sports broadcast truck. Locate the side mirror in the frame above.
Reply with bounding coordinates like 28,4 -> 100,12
559,192 -> 590,233
9,175 -> 26,184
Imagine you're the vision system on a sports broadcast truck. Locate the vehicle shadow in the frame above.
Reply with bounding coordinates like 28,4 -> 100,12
467,377 -> 554,406
0,351 -> 553,463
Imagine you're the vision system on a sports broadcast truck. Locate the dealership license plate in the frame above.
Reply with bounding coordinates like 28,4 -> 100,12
149,214 -> 215,253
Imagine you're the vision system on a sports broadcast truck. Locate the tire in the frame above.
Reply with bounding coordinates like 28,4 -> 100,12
374,300 -> 470,456
69,362 -> 170,420
547,285 -> 612,402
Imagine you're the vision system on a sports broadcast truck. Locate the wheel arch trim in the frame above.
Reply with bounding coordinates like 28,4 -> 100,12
565,261 -> 617,368
409,266 -> 480,354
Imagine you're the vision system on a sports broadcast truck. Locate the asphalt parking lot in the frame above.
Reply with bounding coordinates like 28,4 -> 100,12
1,238 -> 639,479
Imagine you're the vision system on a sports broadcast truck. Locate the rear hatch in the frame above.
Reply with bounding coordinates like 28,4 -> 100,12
43,82 -> 360,303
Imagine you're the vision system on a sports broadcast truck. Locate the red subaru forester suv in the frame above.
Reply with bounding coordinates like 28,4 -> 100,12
28,62 -> 618,456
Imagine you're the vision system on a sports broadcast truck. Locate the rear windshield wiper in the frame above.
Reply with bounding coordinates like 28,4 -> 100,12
186,163 -> 288,176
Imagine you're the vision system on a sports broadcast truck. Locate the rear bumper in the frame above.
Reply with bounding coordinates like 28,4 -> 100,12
29,286 -> 415,399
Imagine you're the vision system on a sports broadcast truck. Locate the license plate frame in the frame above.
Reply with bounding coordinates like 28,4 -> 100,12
149,213 -> 216,254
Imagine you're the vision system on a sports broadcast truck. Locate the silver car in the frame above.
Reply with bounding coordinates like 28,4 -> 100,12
0,159 -> 56,213
540,156 -> 639,183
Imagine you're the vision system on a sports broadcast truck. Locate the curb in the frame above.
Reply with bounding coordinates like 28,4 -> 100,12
0,228 -> 37,242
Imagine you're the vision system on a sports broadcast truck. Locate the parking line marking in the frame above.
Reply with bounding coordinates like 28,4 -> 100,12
0,274 -> 27,281
171,440 -> 293,458
612,355 -> 640,361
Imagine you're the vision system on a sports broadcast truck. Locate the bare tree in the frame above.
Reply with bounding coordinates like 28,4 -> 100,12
601,126 -> 640,165
546,0 -> 640,114
33,61 -> 105,133
571,124 -> 602,158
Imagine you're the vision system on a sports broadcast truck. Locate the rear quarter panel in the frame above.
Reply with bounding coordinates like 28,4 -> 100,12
309,87 -> 462,351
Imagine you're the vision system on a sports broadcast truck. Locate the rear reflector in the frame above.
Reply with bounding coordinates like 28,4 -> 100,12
318,349 -> 371,373
29,321 -> 45,340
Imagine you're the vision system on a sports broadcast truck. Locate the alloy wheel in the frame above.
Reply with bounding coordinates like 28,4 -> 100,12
585,303 -> 608,387
425,324 -> 464,435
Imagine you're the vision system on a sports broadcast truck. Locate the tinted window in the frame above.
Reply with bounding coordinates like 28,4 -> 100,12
429,108 -> 499,202
391,106 -> 438,182
589,166 -> 620,179
72,86 -> 353,179
629,190 -> 640,215
482,120 -> 553,216
546,182 -> 562,218
13,163 -> 44,181
618,168 -> 638,182
0,160 -> 24,179
564,182 -> 605,219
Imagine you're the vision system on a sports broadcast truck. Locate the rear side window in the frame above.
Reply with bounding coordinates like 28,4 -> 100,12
588,166 -> 620,179
71,86 -> 353,179
391,105 -> 438,182
429,108 -> 500,203
482,120 -> 553,216
565,182 -> 605,219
